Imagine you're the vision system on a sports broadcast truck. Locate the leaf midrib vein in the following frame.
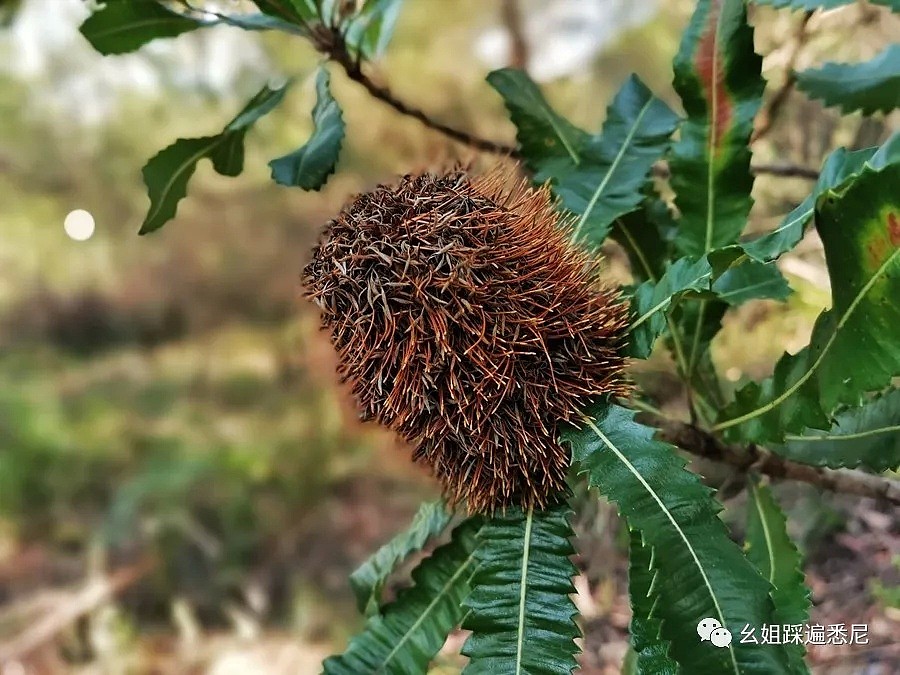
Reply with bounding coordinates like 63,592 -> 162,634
571,98 -> 654,242
514,507 -> 534,675
584,417 -> 741,675
378,550 -> 478,671
714,245 -> 900,431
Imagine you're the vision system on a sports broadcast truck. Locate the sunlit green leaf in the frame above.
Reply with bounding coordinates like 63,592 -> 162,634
345,0 -> 405,58
716,157 -> 900,441
562,404 -> 792,673
711,259 -> 791,305
797,45 -> 900,116
269,68 -> 345,190
323,517 -> 482,675
559,76 -> 679,247
774,388 -> 900,471
737,145 -> 879,263
80,0 -> 199,55
461,504 -> 580,675
488,71 -> 678,246
629,256 -> 712,358
670,0 -> 764,258
349,500 -> 453,616
745,480 -> 810,674
140,81 -> 289,234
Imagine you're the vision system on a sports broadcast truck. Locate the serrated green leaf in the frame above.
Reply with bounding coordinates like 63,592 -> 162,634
345,0 -> 405,59
774,388 -> 900,471
737,145 -> 879,263
461,504 -> 580,675
561,75 -> 679,247
323,517 -> 482,675
79,0 -> 200,55
745,480 -> 810,674
349,500 -> 453,616
79,0 -> 306,55
269,68 -> 344,190
629,256 -> 712,358
610,198 -> 677,283
140,81 -> 289,234
674,298 -> 729,416
711,259 -> 791,305
716,156 -> 900,441
797,45 -> 900,116
627,529 -> 678,675
670,0 -> 764,258
561,404 -> 792,674
486,69 -> 590,180
488,71 -> 677,247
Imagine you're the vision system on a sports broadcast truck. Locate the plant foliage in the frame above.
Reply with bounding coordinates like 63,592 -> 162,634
461,504 -> 580,675
73,0 -> 900,672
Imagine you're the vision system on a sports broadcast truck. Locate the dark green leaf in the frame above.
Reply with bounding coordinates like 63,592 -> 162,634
140,81 -> 289,234
269,68 -> 345,190
323,517 -> 482,675
486,68 -> 590,180
674,299 -> 729,415
345,0 -> 405,58
461,504 -> 580,675
670,0 -> 764,258
711,259 -> 791,305
774,388 -> 900,471
562,404 -> 792,674
629,256 -> 712,359
488,71 -> 677,247
560,76 -> 679,247
610,198 -> 677,283
627,529 -> 677,675
745,480 -> 810,674
715,156 -> 900,440
349,500 -> 453,616
80,0 -> 200,55
797,45 -> 900,116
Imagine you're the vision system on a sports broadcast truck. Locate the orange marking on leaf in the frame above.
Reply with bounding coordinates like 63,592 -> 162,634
695,0 -> 732,153
868,238 -> 888,270
887,212 -> 900,247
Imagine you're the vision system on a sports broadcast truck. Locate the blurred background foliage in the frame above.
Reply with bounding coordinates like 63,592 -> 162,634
0,0 -> 897,672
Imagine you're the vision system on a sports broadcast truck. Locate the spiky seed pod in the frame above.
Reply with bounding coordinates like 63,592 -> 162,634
304,169 -> 630,513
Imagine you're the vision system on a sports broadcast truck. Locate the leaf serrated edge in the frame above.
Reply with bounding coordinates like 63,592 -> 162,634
579,415 -> 742,675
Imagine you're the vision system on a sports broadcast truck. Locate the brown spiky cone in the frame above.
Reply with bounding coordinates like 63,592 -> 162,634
303,168 -> 630,513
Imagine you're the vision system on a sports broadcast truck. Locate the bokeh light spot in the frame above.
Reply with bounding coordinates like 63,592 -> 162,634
64,209 -> 96,241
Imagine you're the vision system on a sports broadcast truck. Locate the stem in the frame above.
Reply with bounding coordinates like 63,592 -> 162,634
640,413 -> 900,506
325,36 -> 517,156
752,11 -> 813,143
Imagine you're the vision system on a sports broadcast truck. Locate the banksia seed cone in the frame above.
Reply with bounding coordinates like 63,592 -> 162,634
304,169 -> 629,512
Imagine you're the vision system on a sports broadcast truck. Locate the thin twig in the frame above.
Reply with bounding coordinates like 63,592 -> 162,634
753,11 -> 814,143
652,162 -> 819,181
501,0 -> 529,71
750,163 -> 820,180
653,418 -> 900,506
323,31 -> 517,155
